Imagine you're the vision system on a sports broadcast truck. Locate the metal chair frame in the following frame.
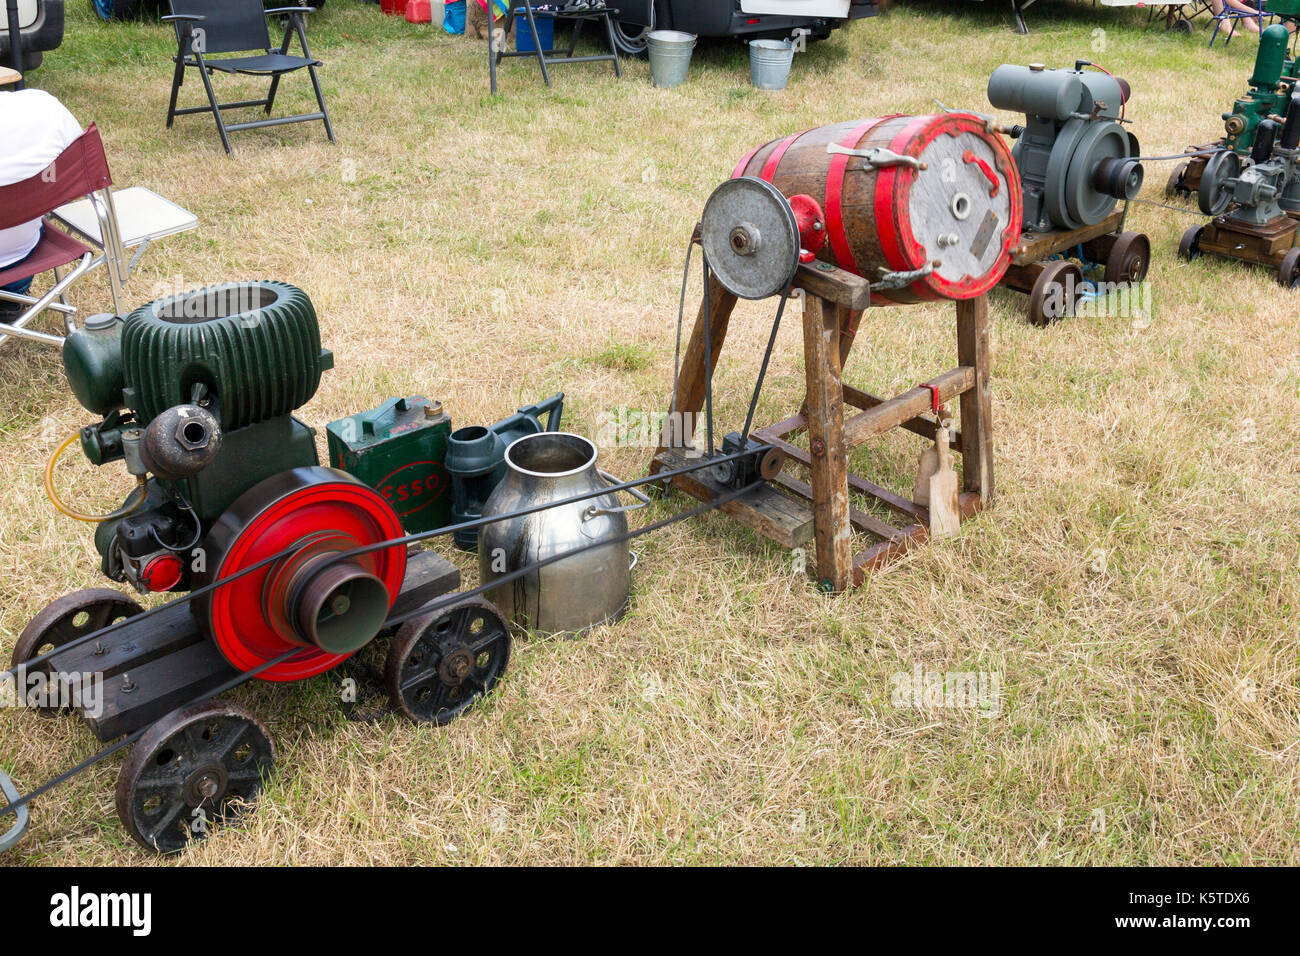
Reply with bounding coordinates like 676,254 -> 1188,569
163,1 -> 334,154
489,1 -> 622,95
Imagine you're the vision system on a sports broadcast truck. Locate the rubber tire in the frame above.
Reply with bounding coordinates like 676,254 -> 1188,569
1278,247 -> 1300,288
612,18 -> 652,57
1178,225 -> 1204,261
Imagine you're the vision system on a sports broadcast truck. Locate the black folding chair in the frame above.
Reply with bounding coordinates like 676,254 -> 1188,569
163,0 -> 334,154
489,2 -> 622,95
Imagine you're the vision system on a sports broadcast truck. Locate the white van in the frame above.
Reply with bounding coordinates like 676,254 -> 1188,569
612,0 -> 877,54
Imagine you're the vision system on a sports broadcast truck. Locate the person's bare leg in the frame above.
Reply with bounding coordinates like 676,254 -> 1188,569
1223,0 -> 1264,32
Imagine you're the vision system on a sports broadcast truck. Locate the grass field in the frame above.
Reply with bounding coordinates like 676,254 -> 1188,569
0,0 -> 1297,865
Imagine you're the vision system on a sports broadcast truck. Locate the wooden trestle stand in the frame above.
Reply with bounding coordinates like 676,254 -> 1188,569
650,258 -> 993,593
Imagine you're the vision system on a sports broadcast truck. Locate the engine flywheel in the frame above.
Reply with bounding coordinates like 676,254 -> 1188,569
197,467 -> 408,682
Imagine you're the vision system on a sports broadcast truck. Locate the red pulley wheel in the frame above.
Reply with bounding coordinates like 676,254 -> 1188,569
197,467 -> 408,682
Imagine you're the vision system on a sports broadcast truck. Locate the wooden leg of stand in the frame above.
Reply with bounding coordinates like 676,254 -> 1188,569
654,280 -> 739,461
802,294 -> 853,592
799,304 -> 858,419
956,294 -> 994,503
838,307 -> 862,368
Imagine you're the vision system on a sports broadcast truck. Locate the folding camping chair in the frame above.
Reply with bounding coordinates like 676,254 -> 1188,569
1209,3 -> 1269,45
163,0 -> 334,154
0,124 -> 198,349
1147,0 -> 1216,33
1207,0 -> 1300,46
489,1 -> 622,95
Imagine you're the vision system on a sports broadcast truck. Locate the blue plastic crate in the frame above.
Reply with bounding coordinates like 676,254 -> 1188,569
514,9 -> 555,52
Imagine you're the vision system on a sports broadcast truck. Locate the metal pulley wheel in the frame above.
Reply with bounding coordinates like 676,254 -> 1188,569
1044,120 -> 1140,229
385,598 -> 512,725
11,590 -> 144,716
1199,149 -> 1241,217
115,700 -> 275,854
700,177 -> 801,300
197,467 -> 408,682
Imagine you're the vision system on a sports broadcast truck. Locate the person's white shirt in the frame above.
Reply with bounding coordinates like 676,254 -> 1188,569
0,89 -> 84,269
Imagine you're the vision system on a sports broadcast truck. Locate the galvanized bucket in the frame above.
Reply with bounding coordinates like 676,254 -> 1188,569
647,30 -> 696,89
749,39 -> 794,91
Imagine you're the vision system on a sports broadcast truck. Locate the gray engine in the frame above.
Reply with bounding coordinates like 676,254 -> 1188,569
988,60 -> 1143,233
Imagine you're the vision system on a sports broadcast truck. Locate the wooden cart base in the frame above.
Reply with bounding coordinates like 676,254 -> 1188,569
1183,212 -> 1300,286
1165,144 -> 1221,202
997,209 -> 1150,325
649,257 -> 994,593
45,549 -> 461,741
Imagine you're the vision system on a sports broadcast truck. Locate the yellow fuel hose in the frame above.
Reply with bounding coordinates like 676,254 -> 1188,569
45,431 -> 147,523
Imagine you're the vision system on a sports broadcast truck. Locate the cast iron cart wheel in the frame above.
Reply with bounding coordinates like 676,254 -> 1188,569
1277,248 -> 1300,288
115,700 -> 275,855
1104,231 -> 1151,284
386,598 -> 511,725
1165,162 -> 1190,200
1172,17 -> 1193,34
1027,259 -> 1084,326
12,589 -> 144,716
1179,225 -> 1205,261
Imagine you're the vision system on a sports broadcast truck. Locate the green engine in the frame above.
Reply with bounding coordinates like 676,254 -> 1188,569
1224,24 -> 1300,155
61,281 -> 334,594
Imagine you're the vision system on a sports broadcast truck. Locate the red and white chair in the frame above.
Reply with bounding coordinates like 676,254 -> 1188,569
0,123 -> 197,349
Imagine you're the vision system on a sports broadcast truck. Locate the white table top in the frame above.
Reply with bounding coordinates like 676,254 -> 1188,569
53,186 -> 198,249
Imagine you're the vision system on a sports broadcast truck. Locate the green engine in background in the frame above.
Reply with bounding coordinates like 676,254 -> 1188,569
327,397 -> 453,535
1225,24 -> 1300,154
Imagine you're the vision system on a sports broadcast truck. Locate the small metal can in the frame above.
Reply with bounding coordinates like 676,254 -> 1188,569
326,396 -> 453,534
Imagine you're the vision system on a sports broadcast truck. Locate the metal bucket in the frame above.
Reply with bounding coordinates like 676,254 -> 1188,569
748,39 -> 795,91
749,39 -> 794,91
647,30 -> 696,89
478,433 -> 646,635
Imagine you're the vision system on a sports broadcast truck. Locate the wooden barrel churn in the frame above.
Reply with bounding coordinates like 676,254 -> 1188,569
732,113 -> 1022,303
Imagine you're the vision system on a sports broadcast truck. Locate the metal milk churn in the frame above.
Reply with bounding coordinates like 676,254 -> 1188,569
478,433 -> 646,634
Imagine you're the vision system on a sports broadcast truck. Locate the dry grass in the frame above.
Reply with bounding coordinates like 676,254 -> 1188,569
0,1 -> 1297,865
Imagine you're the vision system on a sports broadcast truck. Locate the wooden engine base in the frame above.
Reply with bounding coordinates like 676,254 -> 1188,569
998,209 -> 1150,326
649,257 -> 994,593
1186,212 -> 1300,281
44,549 -> 461,741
